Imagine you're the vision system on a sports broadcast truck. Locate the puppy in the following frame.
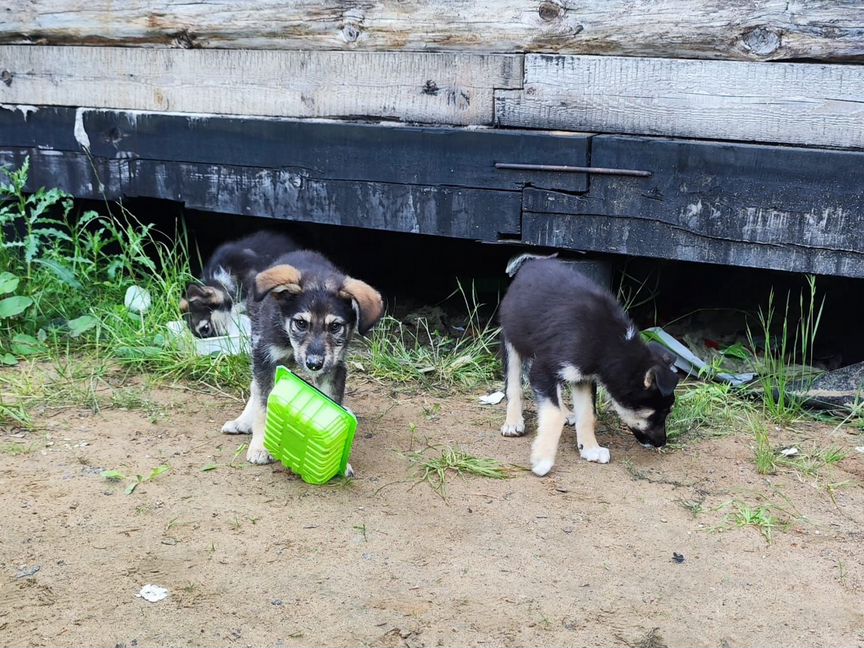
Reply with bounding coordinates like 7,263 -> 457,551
181,231 -> 297,338
222,250 -> 384,466
498,258 -> 679,476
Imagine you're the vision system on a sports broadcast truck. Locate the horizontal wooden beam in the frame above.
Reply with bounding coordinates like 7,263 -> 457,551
0,106 -> 591,193
0,147 -> 522,242
522,136 -> 864,278
0,46 -> 521,126
495,54 -> 864,149
4,1 -> 863,62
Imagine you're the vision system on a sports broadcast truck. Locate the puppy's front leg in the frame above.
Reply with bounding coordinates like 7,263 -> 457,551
221,380 -> 259,434
245,395 -> 272,465
571,382 -> 610,464
316,363 -> 347,405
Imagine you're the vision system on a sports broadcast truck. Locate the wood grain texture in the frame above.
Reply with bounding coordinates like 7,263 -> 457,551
0,148 -> 521,241
0,106 -> 591,192
523,135 -> 864,278
495,54 -> 864,149
3,1 -> 863,62
0,45 -> 521,125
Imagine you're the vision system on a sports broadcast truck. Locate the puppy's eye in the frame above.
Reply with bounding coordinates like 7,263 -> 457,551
328,321 -> 344,334
292,318 -> 309,332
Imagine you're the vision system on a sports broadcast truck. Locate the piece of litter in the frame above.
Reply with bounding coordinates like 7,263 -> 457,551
779,447 -> 799,457
124,285 -> 152,314
136,584 -> 169,602
672,552 -> 685,564
16,564 -> 40,579
643,327 -> 754,387
855,447 -> 864,454
479,391 -> 505,405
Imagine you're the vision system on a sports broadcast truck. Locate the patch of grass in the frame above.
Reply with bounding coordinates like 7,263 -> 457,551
102,464 -> 170,494
0,441 -> 32,456
746,276 -> 825,423
776,445 -> 847,477
1,157 -> 251,396
676,497 -> 705,518
666,382 -> 752,444
408,443 -> 511,497
752,417 -> 776,475
353,523 -> 368,543
731,502 -> 784,543
365,284 -> 500,392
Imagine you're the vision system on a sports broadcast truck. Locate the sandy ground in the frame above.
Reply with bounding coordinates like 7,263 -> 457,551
1,373 -> 863,648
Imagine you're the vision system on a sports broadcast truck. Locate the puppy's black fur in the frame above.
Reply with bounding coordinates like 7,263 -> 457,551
181,231 -> 296,338
499,258 -> 679,475
223,250 -> 384,465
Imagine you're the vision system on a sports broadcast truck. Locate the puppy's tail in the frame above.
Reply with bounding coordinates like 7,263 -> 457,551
504,252 -> 558,278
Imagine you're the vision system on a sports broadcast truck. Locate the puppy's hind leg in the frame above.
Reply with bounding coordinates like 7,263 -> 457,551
221,380 -> 259,434
500,339 -> 526,437
571,381 -> 609,464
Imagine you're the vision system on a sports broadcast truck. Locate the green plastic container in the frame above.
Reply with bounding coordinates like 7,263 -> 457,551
263,366 -> 357,484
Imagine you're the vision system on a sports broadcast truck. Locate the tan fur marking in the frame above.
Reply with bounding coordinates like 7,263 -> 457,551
255,264 -> 302,298
179,298 -> 189,312
340,277 -> 384,333
187,285 -> 224,305
644,367 -> 655,389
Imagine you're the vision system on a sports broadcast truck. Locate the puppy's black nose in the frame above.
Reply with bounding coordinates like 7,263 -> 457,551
305,355 -> 324,371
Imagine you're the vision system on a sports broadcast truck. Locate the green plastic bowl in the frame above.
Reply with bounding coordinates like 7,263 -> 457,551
263,366 -> 357,484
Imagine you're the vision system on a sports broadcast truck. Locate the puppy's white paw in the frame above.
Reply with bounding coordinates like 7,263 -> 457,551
222,418 -> 251,435
246,442 -> 273,465
531,457 -> 554,477
566,413 -> 578,427
344,463 -> 355,478
500,419 -> 525,437
580,446 -> 610,464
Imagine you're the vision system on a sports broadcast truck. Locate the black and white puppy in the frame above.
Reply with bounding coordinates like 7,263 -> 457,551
222,250 -> 384,465
181,231 -> 297,338
499,258 -> 679,476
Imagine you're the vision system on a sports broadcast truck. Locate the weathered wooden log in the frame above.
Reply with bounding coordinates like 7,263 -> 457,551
3,46 -> 863,147
495,54 -> 864,149
0,46 -> 521,126
3,0 -> 863,62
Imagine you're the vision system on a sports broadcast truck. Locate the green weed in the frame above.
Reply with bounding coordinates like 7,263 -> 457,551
408,443 -> 511,497
746,277 -> 824,423
0,442 -> 32,456
731,502 -> 783,543
776,445 -> 847,477
366,284 -> 499,391
102,464 -> 170,494
752,417 -> 776,475
666,382 -> 752,444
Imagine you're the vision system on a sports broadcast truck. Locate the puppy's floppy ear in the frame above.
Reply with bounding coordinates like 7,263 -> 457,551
647,341 -> 677,367
254,264 -> 303,302
339,277 -> 384,335
186,284 -> 224,305
644,365 -> 680,396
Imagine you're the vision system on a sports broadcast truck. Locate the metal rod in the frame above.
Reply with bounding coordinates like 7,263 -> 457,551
495,162 -> 652,177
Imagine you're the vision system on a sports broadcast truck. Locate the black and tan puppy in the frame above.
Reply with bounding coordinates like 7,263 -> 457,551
181,231 -> 297,338
222,250 -> 384,465
499,258 -> 679,476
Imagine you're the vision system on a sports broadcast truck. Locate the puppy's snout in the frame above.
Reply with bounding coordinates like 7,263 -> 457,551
305,354 -> 324,371
633,427 -> 666,448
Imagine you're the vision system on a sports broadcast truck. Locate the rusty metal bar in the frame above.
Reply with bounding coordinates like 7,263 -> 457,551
494,162 -> 652,177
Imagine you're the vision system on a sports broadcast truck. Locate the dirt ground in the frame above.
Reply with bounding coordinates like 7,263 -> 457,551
1,373 -> 863,648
